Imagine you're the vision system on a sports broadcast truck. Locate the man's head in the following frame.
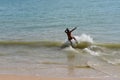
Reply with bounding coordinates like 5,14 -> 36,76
66,28 -> 69,32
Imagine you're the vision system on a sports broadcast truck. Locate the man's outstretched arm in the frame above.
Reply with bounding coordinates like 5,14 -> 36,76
70,27 -> 77,32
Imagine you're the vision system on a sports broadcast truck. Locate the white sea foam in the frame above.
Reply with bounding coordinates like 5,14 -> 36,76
76,34 -> 93,43
63,34 -> 93,48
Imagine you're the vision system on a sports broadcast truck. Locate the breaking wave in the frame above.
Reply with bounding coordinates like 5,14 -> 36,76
0,34 -> 120,49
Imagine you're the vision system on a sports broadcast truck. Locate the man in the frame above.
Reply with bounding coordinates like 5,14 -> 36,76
65,27 -> 78,46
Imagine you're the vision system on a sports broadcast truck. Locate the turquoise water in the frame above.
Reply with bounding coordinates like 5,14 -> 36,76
0,0 -> 120,42
0,0 -> 120,79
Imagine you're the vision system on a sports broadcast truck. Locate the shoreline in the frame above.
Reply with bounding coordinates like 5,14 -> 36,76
0,74 -> 106,80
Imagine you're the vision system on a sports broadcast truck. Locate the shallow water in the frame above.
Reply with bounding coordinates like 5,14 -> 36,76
0,38 -> 120,79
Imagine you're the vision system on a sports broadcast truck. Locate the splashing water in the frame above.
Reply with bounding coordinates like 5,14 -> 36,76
76,34 -> 93,44
61,34 -> 93,49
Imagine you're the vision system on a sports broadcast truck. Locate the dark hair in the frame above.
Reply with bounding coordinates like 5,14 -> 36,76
66,28 -> 69,32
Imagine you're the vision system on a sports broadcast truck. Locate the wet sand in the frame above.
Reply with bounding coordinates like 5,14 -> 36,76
0,74 -> 102,80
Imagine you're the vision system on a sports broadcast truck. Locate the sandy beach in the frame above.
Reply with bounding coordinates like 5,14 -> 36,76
0,74 -> 102,80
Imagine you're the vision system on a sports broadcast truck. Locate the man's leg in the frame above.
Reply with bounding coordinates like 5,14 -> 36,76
73,37 -> 78,44
69,40 -> 74,47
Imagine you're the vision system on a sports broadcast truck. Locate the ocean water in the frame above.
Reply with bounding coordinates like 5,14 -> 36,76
0,0 -> 120,79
